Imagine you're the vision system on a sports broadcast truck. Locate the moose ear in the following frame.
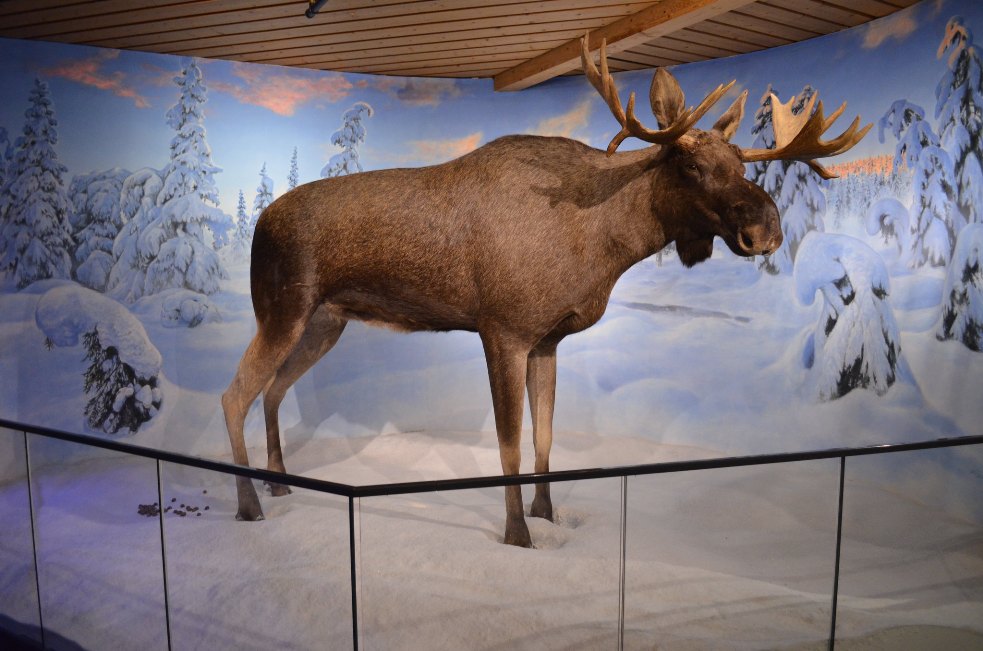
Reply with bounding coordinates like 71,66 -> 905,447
649,68 -> 686,129
712,89 -> 748,142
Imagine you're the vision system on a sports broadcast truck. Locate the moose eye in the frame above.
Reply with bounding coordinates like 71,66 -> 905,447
684,162 -> 701,176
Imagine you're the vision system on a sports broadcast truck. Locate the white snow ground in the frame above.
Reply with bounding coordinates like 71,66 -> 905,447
0,429 -> 981,650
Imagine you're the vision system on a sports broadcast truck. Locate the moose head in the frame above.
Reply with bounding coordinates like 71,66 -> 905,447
581,35 -> 871,266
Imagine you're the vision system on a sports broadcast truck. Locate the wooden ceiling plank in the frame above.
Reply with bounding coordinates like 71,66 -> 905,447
694,19 -> 793,48
636,35 -> 743,59
743,2 -> 851,33
662,28 -> 762,55
775,0 -> 873,26
714,10 -> 820,41
0,1 -> 299,38
280,40 -> 567,70
56,0 -> 651,48
254,30 -> 580,66
613,48 -> 691,67
822,0 -> 916,15
144,12 -> 634,58
493,0 -> 759,91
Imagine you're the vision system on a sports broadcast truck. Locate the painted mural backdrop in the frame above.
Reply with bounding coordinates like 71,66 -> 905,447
0,1 -> 980,511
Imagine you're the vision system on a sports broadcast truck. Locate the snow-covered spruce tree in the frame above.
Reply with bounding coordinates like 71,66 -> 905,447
758,86 -> 826,274
795,232 -> 902,401
0,78 -> 74,289
35,284 -> 163,434
229,189 -> 251,260
321,102 -> 373,178
745,84 -> 778,190
253,162 -> 274,218
937,223 -> 983,351
864,197 -> 911,256
910,144 -> 957,267
105,168 -> 164,302
879,99 -> 957,267
145,57 -> 227,297
879,99 -> 939,169
288,146 -> 299,190
745,86 -> 824,273
69,167 -> 130,291
936,16 -> 983,226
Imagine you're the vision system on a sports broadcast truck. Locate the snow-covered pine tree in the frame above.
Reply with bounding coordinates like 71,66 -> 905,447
937,223 -> 983,351
69,167 -> 130,291
760,86 -> 826,274
82,327 -> 162,433
288,146 -> 299,190
0,78 -> 74,289
936,16 -> 983,226
106,168 -> 164,302
230,189 -> 251,260
321,102 -> 373,178
36,284 -> 163,434
745,84 -> 778,190
864,197 -> 911,256
879,99 -> 957,267
910,145 -> 957,267
879,99 -> 939,168
253,162 -> 274,218
144,57 -> 227,296
795,232 -> 902,401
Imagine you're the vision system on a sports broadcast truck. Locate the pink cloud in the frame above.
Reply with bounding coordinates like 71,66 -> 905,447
42,49 -> 150,108
531,100 -> 592,139
406,132 -> 483,164
863,12 -> 917,49
372,77 -> 463,107
211,63 -> 353,116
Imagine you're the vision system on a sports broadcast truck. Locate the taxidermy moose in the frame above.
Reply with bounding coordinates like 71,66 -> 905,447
223,36 -> 870,547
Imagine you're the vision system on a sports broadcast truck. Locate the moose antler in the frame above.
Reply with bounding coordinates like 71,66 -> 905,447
740,93 -> 873,180
580,33 -> 734,155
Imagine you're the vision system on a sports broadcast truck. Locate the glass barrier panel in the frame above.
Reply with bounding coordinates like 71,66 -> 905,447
0,427 -> 41,647
159,462 -> 354,651
835,446 -> 983,648
357,478 -> 622,650
26,433 -> 168,651
624,459 -> 840,650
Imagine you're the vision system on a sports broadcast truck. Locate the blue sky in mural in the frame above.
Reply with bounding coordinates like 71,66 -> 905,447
0,0 -> 980,214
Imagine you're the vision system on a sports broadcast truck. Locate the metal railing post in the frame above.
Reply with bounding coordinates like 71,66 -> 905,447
349,495 -> 360,650
23,431 -> 45,650
828,456 -> 846,651
618,475 -> 628,651
156,459 -> 173,651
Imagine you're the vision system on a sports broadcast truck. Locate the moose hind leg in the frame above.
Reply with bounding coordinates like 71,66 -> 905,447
481,329 -> 533,548
527,341 -> 557,522
222,305 -> 315,521
262,305 -> 348,496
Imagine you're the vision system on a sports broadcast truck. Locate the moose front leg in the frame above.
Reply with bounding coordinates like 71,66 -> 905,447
481,329 -> 533,548
527,340 -> 557,522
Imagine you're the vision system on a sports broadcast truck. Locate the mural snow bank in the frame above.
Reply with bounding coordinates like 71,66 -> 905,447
34,283 -> 162,434
0,1 -> 979,476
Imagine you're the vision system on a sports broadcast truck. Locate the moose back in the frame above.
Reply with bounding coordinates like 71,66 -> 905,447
222,36 -> 870,548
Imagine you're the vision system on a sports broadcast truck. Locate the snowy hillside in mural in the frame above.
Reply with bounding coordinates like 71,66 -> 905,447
0,0 -> 980,512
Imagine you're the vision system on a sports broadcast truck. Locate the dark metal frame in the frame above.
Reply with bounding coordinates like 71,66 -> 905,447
2,416 -> 981,651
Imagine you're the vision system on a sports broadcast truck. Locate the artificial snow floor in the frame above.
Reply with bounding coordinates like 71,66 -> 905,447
1,429 -> 981,651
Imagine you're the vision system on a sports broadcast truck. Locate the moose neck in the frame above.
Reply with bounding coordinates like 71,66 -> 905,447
579,145 -> 669,274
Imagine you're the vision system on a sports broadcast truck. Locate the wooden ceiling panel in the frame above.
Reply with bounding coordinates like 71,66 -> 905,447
0,0 -> 922,90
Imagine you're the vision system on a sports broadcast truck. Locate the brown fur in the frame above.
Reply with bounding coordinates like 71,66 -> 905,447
222,126 -> 782,547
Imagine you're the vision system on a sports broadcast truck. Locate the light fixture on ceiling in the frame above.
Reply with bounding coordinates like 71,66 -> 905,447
305,0 -> 329,19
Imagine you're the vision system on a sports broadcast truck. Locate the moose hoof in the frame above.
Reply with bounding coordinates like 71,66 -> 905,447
504,523 -> 533,548
530,499 -> 554,522
265,481 -> 292,497
235,509 -> 265,522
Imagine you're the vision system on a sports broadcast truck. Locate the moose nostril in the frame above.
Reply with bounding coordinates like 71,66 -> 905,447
738,230 -> 754,252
